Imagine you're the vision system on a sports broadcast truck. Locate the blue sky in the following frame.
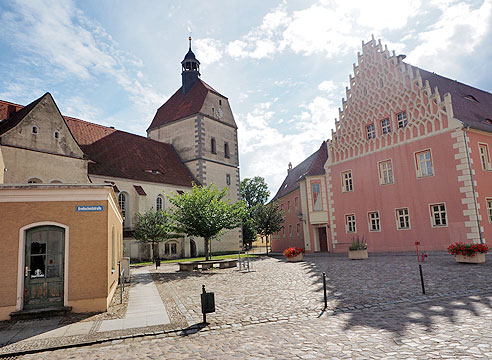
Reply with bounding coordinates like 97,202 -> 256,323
1,0 -> 491,196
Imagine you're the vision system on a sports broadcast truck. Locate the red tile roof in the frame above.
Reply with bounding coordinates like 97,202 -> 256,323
147,78 -> 226,131
65,117 -> 196,187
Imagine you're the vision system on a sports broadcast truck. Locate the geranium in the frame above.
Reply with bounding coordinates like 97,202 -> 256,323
447,242 -> 489,257
283,247 -> 305,258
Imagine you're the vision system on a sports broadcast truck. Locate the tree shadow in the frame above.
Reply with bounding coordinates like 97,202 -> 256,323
302,253 -> 492,337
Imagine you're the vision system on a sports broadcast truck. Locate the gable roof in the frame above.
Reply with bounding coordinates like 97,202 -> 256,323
417,68 -> 492,133
147,78 -> 226,131
272,142 -> 327,200
0,94 -> 46,135
65,117 -> 197,187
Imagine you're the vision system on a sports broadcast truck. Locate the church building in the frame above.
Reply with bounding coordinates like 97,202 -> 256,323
0,38 -> 241,261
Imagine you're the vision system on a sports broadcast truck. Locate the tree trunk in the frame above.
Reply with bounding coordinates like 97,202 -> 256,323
150,242 -> 155,262
204,237 -> 210,261
265,236 -> 269,256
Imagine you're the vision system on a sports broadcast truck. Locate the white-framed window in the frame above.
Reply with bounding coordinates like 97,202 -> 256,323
289,225 -> 293,239
287,201 -> 291,213
296,223 -> 300,237
341,170 -> 353,192
430,203 -> 447,227
295,197 -> 299,211
368,211 -> 380,232
312,182 -> 322,210
366,123 -> 375,139
345,214 -> 356,233
381,118 -> 391,134
27,177 -> 42,184
378,159 -> 394,185
479,143 -> 491,170
486,199 -> 492,223
415,149 -> 434,178
397,111 -> 407,128
156,195 -> 164,211
396,208 -> 410,230
118,192 -> 129,227
165,242 -> 177,255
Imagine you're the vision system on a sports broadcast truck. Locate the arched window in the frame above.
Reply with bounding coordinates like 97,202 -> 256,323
165,241 -> 178,255
118,192 -> 129,227
156,195 -> 164,211
27,178 -> 42,184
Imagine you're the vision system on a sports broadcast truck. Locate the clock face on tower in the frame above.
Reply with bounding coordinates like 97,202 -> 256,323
216,108 -> 223,119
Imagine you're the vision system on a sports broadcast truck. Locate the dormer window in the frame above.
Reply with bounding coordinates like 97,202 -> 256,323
32,126 -> 38,134
464,95 -> 479,103
145,169 -> 162,175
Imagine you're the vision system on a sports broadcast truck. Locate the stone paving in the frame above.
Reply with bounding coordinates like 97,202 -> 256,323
9,253 -> 492,358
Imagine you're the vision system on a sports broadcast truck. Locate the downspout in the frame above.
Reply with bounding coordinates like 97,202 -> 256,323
463,126 -> 484,244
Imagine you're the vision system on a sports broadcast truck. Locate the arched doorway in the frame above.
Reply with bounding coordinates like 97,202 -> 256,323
190,239 -> 197,258
24,226 -> 65,309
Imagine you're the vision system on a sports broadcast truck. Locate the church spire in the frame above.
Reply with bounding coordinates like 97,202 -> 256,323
181,36 -> 200,94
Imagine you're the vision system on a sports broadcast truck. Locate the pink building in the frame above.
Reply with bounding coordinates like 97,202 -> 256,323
273,37 -> 492,254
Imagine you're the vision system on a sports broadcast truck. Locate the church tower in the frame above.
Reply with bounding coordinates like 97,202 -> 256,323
147,38 -> 241,253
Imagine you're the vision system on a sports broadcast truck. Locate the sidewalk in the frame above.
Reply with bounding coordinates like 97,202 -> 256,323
0,266 -> 174,356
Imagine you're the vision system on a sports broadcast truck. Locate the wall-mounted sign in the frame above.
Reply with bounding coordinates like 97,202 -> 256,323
76,205 -> 104,212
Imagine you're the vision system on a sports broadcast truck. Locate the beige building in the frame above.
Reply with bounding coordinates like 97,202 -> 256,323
0,184 -> 122,320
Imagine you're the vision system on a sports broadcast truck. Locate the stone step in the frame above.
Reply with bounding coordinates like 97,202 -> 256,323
10,306 -> 72,320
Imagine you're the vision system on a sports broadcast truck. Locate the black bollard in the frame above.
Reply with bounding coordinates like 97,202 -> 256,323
323,272 -> 327,309
202,285 -> 207,324
419,264 -> 425,294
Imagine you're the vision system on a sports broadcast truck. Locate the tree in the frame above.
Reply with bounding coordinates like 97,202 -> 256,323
167,183 -> 245,260
133,208 -> 172,261
255,201 -> 284,255
240,177 -> 270,210
240,177 -> 270,249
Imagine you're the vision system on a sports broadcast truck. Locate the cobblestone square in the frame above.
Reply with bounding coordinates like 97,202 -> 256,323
18,253 -> 492,358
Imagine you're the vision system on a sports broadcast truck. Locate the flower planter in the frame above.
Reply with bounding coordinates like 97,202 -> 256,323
455,253 -> 486,264
286,253 -> 304,262
349,249 -> 368,260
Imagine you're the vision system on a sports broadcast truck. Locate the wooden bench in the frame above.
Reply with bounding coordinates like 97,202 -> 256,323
178,259 -> 238,271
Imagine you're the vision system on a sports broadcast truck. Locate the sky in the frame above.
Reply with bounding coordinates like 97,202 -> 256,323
1,0 -> 492,197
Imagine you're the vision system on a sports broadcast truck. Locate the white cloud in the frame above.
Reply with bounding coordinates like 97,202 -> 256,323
318,80 -> 336,93
1,0 -> 164,125
408,0 -> 492,73
194,38 -> 224,66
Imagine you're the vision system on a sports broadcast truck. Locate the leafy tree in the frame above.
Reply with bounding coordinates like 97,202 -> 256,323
240,176 -> 270,249
167,183 -> 245,260
240,177 -> 270,210
255,201 -> 284,255
133,208 -> 172,261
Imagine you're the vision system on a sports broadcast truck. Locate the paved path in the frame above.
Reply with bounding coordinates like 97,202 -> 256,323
0,267 -> 170,353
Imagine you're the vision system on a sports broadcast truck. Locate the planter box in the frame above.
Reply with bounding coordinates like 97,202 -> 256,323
456,253 -> 486,264
286,253 -> 304,262
349,249 -> 368,260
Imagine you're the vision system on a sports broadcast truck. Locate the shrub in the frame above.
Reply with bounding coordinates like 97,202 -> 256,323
349,235 -> 367,251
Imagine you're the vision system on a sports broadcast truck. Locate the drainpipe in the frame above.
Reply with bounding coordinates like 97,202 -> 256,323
463,126 -> 484,244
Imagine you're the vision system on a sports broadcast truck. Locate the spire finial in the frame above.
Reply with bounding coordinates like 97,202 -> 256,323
189,36 -> 192,50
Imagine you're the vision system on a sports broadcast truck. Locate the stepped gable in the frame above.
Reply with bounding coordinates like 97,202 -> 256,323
65,117 -> 196,187
147,78 -> 226,131
417,68 -> 492,132
273,145 -> 324,200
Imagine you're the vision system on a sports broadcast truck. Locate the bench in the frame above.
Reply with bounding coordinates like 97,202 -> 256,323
178,259 -> 238,271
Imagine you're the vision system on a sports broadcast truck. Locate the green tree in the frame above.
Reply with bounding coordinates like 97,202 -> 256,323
240,177 -> 270,249
167,183 -> 245,260
133,208 -> 172,261
240,177 -> 270,210
255,201 -> 284,255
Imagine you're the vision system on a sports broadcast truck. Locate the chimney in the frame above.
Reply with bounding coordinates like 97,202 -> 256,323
6,104 -> 17,118
288,162 -> 292,174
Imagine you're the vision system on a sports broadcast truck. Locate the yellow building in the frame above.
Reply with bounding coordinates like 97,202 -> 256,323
0,184 -> 122,321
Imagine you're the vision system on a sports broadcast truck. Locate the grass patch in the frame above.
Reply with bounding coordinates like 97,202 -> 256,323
130,253 -> 258,266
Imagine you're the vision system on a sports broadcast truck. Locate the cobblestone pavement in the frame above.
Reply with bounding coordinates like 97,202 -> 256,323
17,253 -> 492,358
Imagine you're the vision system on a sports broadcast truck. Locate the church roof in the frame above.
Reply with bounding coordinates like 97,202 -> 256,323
417,67 -> 492,132
272,141 -> 328,200
65,117 -> 197,187
0,97 -> 196,187
147,78 -> 226,132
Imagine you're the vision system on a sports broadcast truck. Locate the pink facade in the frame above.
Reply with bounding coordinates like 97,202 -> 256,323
273,37 -> 492,254
271,189 -> 304,252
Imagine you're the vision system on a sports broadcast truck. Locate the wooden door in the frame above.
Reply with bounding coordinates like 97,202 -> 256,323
318,227 -> 328,252
24,226 -> 64,310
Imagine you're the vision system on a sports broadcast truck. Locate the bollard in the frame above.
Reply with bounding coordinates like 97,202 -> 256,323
419,264 -> 426,294
323,272 -> 327,309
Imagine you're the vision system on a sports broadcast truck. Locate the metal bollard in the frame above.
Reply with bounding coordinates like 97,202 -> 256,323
323,272 -> 327,309
419,264 -> 426,294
